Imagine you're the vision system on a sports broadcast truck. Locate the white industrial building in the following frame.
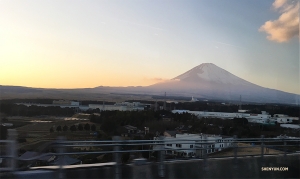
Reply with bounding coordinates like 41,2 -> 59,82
273,114 -> 298,124
171,110 -> 298,124
88,102 -> 145,111
153,133 -> 233,158
16,102 -> 87,110
53,100 -> 80,106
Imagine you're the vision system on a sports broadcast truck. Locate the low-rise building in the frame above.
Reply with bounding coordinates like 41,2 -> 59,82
153,133 -> 233,158
273,114 -> 298,124
118,125 -> 144,137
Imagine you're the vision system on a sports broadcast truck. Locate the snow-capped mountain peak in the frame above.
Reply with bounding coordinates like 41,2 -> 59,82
147,63 -> 299,104
173,63 -> 249,85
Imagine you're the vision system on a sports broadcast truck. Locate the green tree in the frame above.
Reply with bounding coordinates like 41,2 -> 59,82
0,126 -> 8,139
233,118 -> 248,126
70,125 -> 77,132
101,118 -> 117,134
78,124 -> 83,131
84,123 -> 90,131
56,125 -> 62,132
1,117 -> 8,122
91,124 -> 96,131
63,125 -> 68,132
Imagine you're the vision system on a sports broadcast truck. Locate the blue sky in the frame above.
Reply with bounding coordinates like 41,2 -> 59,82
0,0 -> 299,94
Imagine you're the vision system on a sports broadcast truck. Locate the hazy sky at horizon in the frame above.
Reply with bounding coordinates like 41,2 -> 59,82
0,0 -> 299,94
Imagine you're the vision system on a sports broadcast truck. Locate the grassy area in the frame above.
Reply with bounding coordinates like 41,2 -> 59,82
208,143 -> 284,158
72,113 -> 91,119
7,116 -> 102,151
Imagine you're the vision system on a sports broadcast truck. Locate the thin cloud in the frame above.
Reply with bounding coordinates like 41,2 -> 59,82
143,77 -> 169,83
213,41 -> 246,49
259,0 -> 299,43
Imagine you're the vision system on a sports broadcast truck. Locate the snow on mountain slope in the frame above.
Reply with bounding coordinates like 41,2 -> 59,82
173,63 -> 253,86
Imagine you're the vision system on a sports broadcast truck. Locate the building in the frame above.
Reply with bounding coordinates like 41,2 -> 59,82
16,100 -> 87,111
89,102 -> 145,111
273,114 -> 299,124
191,97 -> 199,102
153,133 -> 233,158
171,110 -> 298,124
164,130 -> 179,137
53,100 -> 79,106
144,127 -> 149,135
19,151 -> 56,167
118,125 -> 145,137
280,124 -> 300,129
123,125 -> 138,134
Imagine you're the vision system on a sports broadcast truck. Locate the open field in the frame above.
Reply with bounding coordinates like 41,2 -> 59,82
0,91 -> 158,102
209,143 -> 284,158
6,115 -> 102,151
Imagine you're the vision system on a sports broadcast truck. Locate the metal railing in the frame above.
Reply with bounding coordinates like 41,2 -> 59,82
0,130 -> 17,172
0,130 -> 299,178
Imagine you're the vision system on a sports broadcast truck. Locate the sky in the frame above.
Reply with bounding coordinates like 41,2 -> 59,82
0,0 -> 299,94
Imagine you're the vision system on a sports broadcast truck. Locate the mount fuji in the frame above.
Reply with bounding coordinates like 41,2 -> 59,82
145,63 -> 299,104
0,63 -> 299,104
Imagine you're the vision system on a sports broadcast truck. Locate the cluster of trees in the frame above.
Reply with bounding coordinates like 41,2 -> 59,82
89,110 -> 163,134
246,104 -> 300,117
50,123 -> 96,132
0,125 -> 7,139
1,99 -> 54,104
0,102 -> 75,117
88,110 -> 251,137
174,102 -> 239,112
2,98 -> 298,117
173,113 -> 298,138
174,101 -> 299,117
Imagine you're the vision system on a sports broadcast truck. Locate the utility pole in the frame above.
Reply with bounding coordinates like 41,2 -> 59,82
239,95 -> 242,110
163,92 -> 166,110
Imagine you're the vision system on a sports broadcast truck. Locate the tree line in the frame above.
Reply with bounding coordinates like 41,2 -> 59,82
50,123 -> 96,132
0,102 -> 75,117
1,99 -> 298,117
175,101 -> 299,117
89,110 -> 299,139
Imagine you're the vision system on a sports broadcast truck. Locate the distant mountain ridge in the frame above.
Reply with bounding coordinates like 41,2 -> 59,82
0,63 -> 299,104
